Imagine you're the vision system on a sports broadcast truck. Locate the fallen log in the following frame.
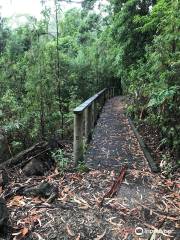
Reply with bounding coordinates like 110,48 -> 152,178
0,141 -> 55,177
23,181 -> 59,203
3,182 -> 58,203
0,141 -> 50,170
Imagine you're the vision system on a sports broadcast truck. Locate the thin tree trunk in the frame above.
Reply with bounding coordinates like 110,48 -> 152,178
37,32 -> 46,139
55,0 -> 64,139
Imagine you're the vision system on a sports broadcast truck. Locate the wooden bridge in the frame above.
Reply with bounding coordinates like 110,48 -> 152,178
73,88 -> 156,172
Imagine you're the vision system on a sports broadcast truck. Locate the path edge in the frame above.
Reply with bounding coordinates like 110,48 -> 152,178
128,117 -> 160,173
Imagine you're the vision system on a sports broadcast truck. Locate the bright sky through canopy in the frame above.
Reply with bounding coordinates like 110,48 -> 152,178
0,0 -> 81,18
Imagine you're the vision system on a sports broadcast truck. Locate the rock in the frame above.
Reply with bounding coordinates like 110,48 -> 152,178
23,181 -> 58,203
22,155 -> 54,177
22,158 -> 45,176
0,197 -> 8,231
48,137 -> 61,149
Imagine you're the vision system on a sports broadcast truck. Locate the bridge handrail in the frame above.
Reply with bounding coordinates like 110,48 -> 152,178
74,88 -> 107,113
73,87 -> 115,164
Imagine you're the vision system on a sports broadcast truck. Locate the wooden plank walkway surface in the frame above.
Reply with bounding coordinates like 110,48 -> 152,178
84,96 -> 154,210
85,96 -> 148,171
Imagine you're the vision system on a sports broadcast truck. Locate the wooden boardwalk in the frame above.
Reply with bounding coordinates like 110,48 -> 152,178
85,97 -> 148,171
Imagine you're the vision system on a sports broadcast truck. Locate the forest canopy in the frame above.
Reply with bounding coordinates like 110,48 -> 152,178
0,0 -> 179,167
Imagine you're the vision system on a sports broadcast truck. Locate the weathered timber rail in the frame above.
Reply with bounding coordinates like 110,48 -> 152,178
73,87 -> 115,164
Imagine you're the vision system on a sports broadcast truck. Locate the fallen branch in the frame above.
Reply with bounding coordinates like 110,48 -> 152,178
0,141 -> 49,169
99,165 -> 127,206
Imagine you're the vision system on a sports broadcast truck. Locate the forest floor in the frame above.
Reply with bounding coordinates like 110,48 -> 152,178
1,97 -> 179,240
136,121 -> 171,168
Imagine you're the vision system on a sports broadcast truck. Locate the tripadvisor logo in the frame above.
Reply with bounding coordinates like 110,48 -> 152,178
135,227 -> 173,237
135,227 -> 144,236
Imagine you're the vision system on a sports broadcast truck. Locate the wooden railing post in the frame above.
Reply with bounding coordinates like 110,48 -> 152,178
106,89 -> 109,100
108,88 -> 111,99
95,99 -> 98,120
92,101 -> 96,126
74,112 -> 84,165
100,94 -> 103,111
85,105 -> 92,143
103,91 -> 106,104
112,87 -> 115,97
73,88 -> 113,164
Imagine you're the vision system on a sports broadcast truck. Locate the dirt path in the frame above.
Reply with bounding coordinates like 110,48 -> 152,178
2,97 -> 179,240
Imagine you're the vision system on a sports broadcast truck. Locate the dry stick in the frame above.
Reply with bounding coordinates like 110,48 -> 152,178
136,201 -> 179,221
99,165 -> 127,207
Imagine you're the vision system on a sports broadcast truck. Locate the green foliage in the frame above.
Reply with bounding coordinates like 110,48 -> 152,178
52,149 -> 69,172
122,0 -> 180,163
147,87 -> 179,108
160,153 -> 174,177
0,4 -> 110,154
0,0 -> 179,169
75,162 -> 90,173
